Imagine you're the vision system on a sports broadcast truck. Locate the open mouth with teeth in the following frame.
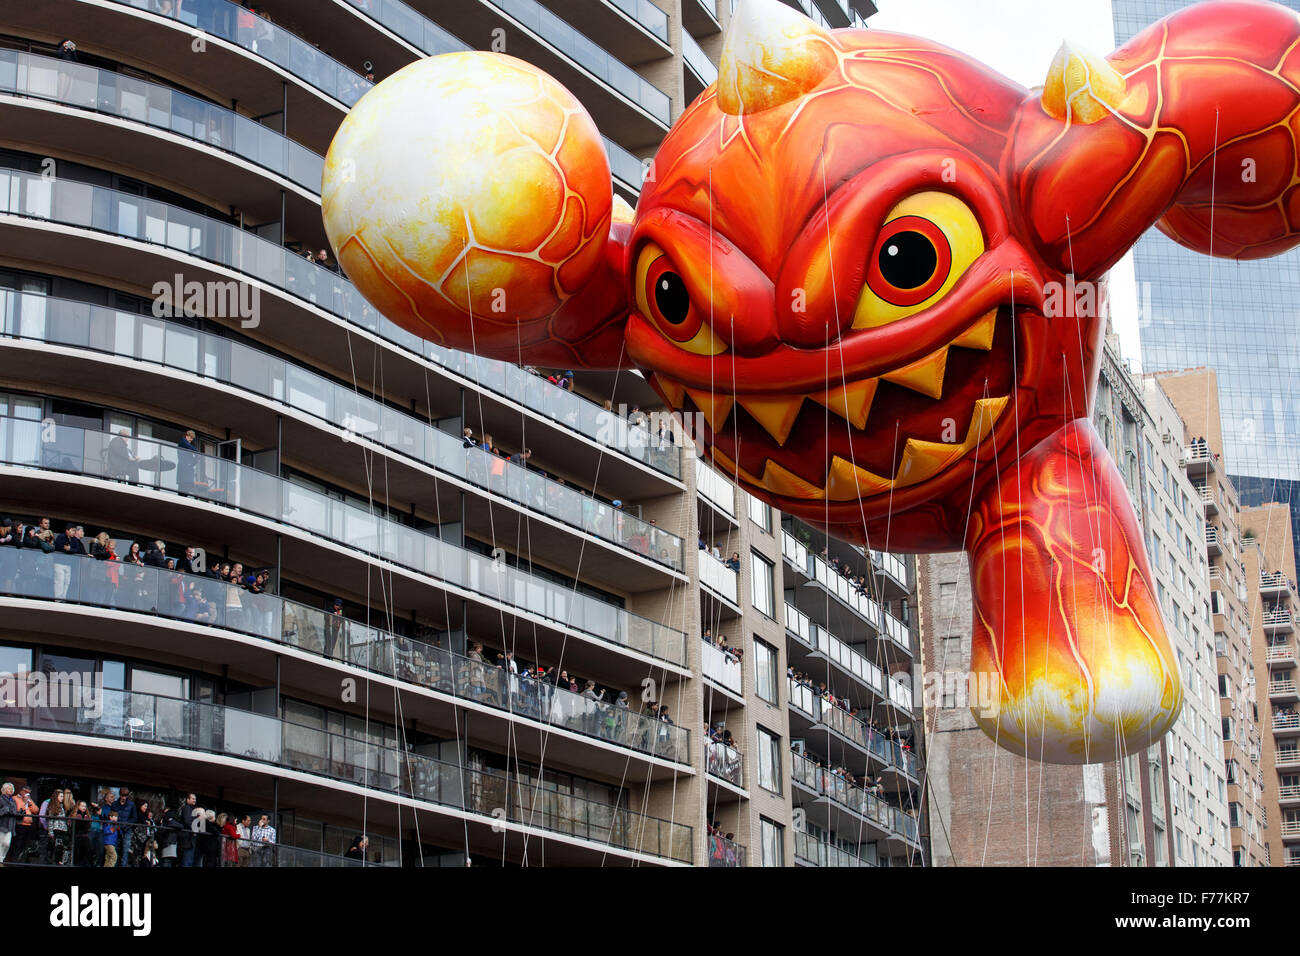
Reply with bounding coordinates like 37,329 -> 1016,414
651,305 -> 1020,502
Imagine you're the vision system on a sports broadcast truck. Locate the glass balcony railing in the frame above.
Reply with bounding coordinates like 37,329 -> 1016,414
16,818 -> 396,867
784,678 -> 918,777
696,457 -> 736,516
870,548 -> 908,585
105,0 -> 652,196
0,167 -> 674,477
809,553 -> 912,655
0,415 -> 687,666
794,830 -> 875,867
706,831 -> 746,867
106,0 -> 369,106
0,549 -> 691,762
0,684 -> 692,862
0,292 -> 683,572
705,740 -> 743,786
784,602 -> 887,696
428,346 -> 680,477
789,750 -> 919,843
698,550 -> 738,603
0,50 -> 325,197
782,529 -> 810,570
681,30 -> 718,86
486,0 -> 671,123
700,638 -> 742,694
603,0 -> 669,41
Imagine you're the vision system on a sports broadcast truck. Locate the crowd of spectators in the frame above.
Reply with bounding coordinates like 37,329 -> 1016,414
0,514 -> 274,630
698,538 -> 742,572
820,547 -> 872,596
0,781 -> 279,868
701,626 -> 743,664
706,821 -> 741,865
787,668 -> 912,750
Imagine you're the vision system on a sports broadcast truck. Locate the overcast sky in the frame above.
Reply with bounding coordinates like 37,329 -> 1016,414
869,0 -> 1143,367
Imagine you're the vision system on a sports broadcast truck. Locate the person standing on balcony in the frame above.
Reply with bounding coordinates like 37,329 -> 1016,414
250,814 -> 276,867
325,597 -> 345,658
0,783 -> 18,865
112,787 -> 137,866
101,810 -> 119,868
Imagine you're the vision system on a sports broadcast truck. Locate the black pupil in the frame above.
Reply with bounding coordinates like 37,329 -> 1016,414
654,272 -> 690,325
878,230 -> 937,290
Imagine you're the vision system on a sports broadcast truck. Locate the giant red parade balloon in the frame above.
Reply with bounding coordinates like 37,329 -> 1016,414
322,0 -> 1300,763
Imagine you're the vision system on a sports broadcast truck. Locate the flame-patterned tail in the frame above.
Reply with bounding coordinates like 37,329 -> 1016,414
965,420 -> 1182,764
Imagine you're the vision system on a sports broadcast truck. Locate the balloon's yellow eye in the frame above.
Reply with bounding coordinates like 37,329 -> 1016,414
852,192 -> 984,329
634,243 -> 727,356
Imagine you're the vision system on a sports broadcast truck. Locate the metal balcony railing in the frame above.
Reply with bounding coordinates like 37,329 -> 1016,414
1268,646 -> 1297,666
1270,681 -> 1298,697
1262,569 -> 1291,590
1264,609 -> 1295,629
706,832 -> 745,867
1273,713 -> 1300,733
0,415 -> 688,666
794,829 -> 874,867
705,741 -> 743,787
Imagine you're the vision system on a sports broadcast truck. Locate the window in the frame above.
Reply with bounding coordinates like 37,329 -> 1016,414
753,638 -> 778,704
760,817 -> 784,867
750,551 -> 774,618
747,493 -> 771,532
757,726 -> 781,794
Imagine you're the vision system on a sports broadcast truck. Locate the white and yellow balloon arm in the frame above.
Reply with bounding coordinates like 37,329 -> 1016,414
321,51 -> 637,371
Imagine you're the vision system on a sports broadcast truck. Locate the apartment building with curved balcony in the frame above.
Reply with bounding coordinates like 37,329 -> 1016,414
0,0 -> 921,867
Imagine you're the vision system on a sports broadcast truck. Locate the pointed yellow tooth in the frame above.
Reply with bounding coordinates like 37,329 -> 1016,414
894,394 -> 1011,487
710,447 -> 763,487
965,395 -> 1009,443
759,459 -> 825,500
737,396 -> 804,445
685,388 -> 735,433
811,378 -> 878,430
825,455 -> 893,501
881,346 -> 949,400
895,437 -> 968,488
950,308 -> 998,351
652,374 -> 686,409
